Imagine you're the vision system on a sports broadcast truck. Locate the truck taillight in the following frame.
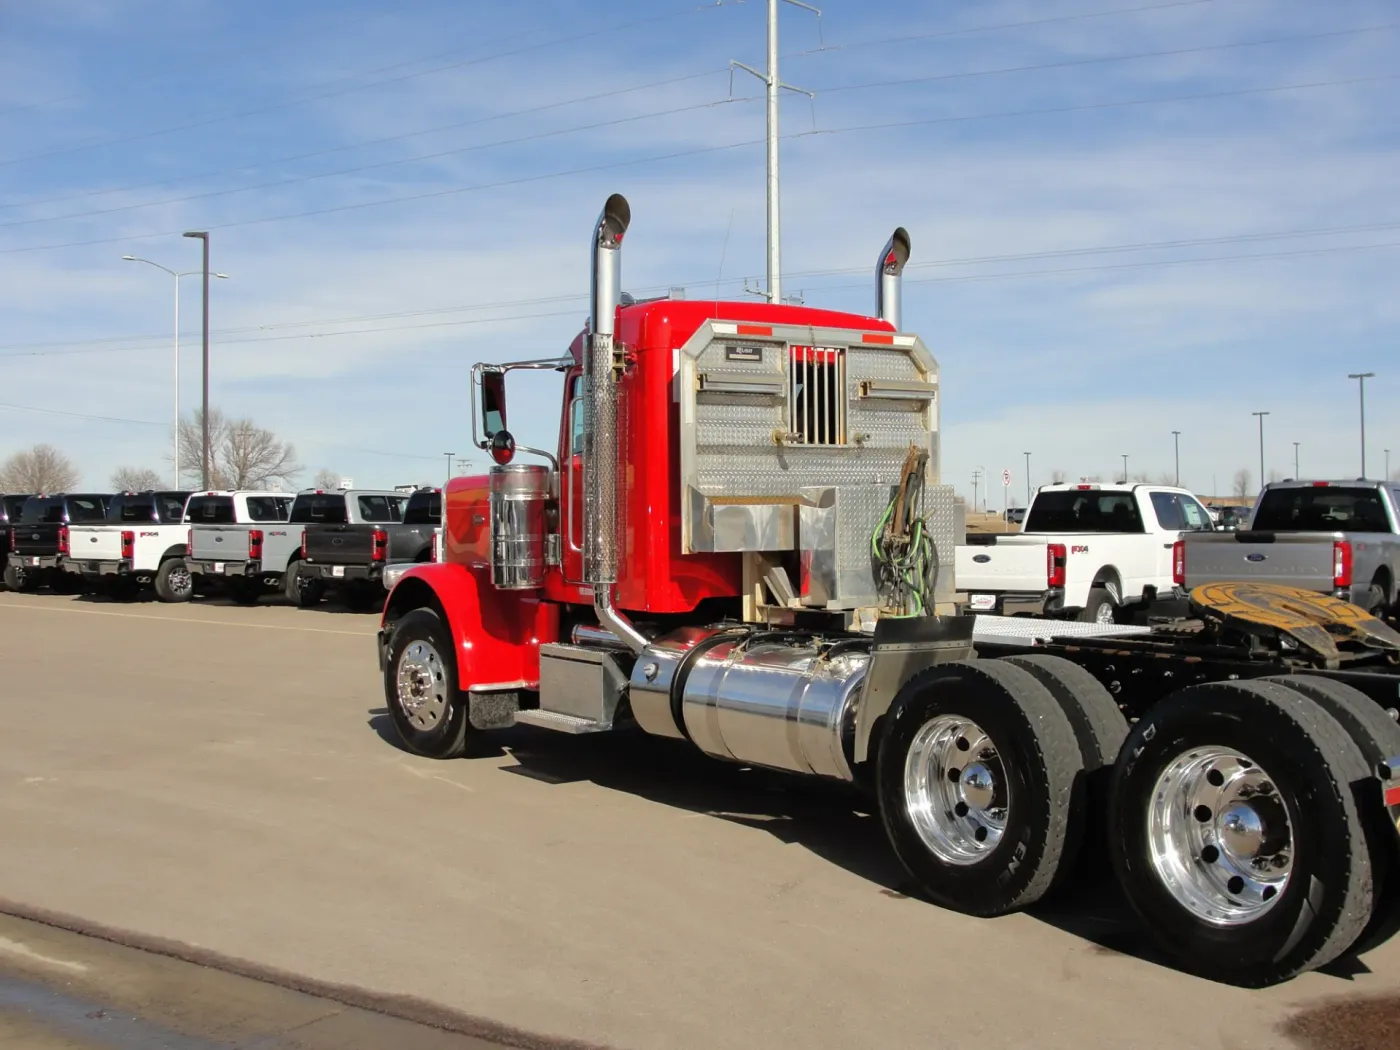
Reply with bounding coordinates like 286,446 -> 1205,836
431,531 -> 440,562
1172,540 -> 1185,586
186,528 -> 193,557
1334,540 -> 1353,588
1047,543 -> 1067,588
248,529 -> 264,560
372,528 -> 388,562
300,529 -> 307,559
57,525 -> 69,555
7,528 -> 14,550
120,530 -> 134,560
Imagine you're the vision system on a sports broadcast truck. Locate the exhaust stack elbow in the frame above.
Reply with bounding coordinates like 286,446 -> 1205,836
590,194 -> 631,339
876,227 -> 911,330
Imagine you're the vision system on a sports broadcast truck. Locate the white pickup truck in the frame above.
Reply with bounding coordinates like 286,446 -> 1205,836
185,491 -> 295,604
62,490 -> 193,600
955,483 -> 1215,622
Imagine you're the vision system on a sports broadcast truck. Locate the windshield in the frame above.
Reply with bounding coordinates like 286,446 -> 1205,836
66,496 -> 108,522
1252,487 -> 1392,533
290,494 -> 348,524
244,496 -> 290,522
186,495 -> 235,524
1023,491 -> 1145,533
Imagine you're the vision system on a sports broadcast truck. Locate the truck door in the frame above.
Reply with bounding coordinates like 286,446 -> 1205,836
560,371 -> 585,582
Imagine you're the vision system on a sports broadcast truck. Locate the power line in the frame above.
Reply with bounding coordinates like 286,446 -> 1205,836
4,218 -> 1399,357
0,0 -> 1229,213
11,22 -> 1389,231
0,2 -> 740,169
0,402 -> 164,426
2,69 -> 1392,258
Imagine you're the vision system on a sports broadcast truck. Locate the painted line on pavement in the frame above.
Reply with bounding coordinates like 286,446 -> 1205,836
0,601 -> 371,637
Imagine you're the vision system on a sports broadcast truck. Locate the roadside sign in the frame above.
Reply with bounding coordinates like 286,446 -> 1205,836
1002,468 -> 1011,487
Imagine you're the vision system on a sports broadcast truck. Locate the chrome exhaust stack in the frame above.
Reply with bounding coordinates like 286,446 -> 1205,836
586,194 -> 647,653
876,227 -> 911,330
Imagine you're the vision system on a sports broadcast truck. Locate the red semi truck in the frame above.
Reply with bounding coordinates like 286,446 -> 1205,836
378,194 -> 1400,987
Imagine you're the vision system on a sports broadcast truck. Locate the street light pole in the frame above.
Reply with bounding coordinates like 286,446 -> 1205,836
1293,441 -> 1300,478
1347,372 -> 1375,478
1171,430 -> 1181,486
1121,454 -> 1128,484
183,232 -> 211,488
1252,411 -> 1269,490
122,255 -> 227,487
1023,451 -> 1031,506
444,451 -> 455,481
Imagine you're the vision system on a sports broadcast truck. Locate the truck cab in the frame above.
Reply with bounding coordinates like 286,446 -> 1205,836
5,493 -> 112,592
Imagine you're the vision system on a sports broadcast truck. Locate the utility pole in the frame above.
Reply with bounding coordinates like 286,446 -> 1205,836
183,231 -> 211,488
1347,372 -> 1375,477
1171,430 -> 1181,486
1023,451 -> 1031,505
1293,441 -> 1300,478
732,0 -> 819,304
1252,411 -> 1269,491
971,469 -> 982,516
444,451 -> 455,481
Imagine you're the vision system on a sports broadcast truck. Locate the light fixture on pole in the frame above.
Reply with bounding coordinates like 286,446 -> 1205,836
182,232 -> 212,488
1171,430 -> 1181,486
1347,372 -> 1375,478
122,255 -> 227,486
1252,411 -> 1269,490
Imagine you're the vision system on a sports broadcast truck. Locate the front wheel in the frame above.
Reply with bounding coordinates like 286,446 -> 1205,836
154,558 -> 193,603
384,608 -> 471,759
876,660 -> 1085,916
1109,679 -> 1373,986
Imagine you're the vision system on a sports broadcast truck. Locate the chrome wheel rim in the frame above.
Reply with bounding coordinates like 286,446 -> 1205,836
1147,746 -> 1293,926
395,639 -> 448,731
1094,600 -> 1114,624
168,565 -> 192,595
903,715 -> 1008,865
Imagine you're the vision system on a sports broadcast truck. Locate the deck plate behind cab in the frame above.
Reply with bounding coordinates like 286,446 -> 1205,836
1190,582 -> 1400,663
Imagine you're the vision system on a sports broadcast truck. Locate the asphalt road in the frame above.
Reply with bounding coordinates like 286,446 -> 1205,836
0,590 -> 1397,1050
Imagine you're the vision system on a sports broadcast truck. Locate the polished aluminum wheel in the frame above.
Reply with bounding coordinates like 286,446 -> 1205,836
1147,746 -> 1293,926
396,639 -> 448,731
903,715 -> 1008,865
167,564 -> 192,596
1093,600 -> 1114,624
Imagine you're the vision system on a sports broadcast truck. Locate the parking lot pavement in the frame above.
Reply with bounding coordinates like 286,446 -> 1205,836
0,590 -> 1397,1050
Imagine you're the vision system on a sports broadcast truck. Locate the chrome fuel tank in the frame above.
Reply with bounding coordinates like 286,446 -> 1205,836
679,638 -> 868,781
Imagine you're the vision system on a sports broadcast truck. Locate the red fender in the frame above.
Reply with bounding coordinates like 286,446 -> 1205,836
381,562 -> 558,691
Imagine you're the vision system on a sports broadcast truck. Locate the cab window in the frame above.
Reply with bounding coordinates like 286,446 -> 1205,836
569,376 -> 585,457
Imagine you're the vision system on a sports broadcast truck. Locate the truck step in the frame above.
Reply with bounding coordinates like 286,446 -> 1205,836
512,709 -> 613,734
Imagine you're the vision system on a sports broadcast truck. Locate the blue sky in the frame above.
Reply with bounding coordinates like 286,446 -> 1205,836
0,0 -> 1396,499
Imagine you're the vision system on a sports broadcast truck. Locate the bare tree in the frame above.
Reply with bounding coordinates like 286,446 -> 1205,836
1267,469 -> 1285,483
111,466 -> 164,491
1130,472 -> 1152,483
0,444 -> 79,492
313,467 -> 341,490
1050,469 -> 1067,484
1233,468 -> 1252,499
1156,471 -> 1176,485
178,408 -> 301,490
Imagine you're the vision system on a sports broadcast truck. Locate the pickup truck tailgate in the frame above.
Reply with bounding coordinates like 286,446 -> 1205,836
10,523 -> 63,557
1183,532 -> 1341,590
303,524 -> 379,566
190,526 -> 250,563
67,526 -> 124,563
956,539 -> 1049,593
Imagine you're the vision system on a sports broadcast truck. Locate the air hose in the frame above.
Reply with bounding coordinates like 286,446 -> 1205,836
872,445 -> 938,617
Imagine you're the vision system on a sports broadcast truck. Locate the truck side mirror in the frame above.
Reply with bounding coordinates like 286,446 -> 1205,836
481,370 -> 508,437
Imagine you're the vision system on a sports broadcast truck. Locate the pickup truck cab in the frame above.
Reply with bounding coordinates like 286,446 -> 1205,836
294,488 -> 431,609
62,490 -> 192,600
1181,480 -> 1400,614
955,483 -> 1214,623
185,491 -> 295,604
5,493 -> 112,592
